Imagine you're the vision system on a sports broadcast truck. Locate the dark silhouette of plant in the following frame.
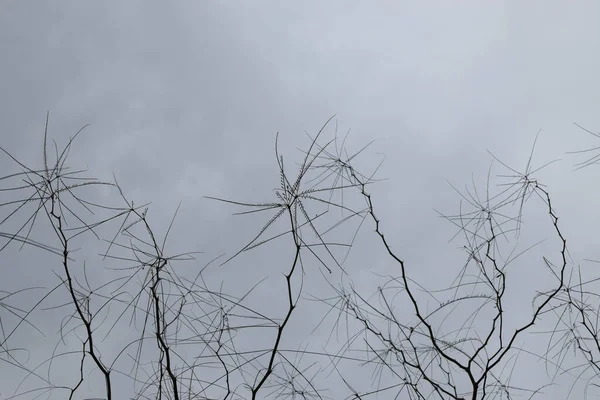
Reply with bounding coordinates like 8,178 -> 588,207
298,129 -> 568,399
0,115 -> 594,400
543,122 -> 600,398
0,115 -> 367,399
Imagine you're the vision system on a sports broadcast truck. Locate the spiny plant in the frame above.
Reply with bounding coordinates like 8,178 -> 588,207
3,114 -> 600,400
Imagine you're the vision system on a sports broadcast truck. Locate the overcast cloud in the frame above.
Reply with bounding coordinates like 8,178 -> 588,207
1,2 -> 600,399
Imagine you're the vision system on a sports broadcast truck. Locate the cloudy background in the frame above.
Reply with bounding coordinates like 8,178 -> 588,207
1,1 -> 600,399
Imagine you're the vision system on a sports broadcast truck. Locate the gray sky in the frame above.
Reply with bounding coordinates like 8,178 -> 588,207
1,1 -> 600,399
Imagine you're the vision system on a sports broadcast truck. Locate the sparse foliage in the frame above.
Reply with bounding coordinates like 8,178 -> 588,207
1,115 -> 600,399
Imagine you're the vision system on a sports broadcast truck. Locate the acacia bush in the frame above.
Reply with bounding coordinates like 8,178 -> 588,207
0,115 -> 598,399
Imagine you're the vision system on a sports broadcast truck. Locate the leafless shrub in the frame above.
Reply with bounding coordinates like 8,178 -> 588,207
1,115 -> 593,400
